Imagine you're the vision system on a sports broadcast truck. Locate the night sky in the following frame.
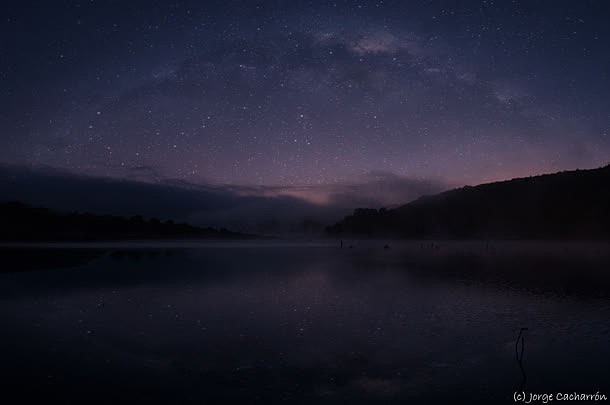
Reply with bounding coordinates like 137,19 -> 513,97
2,1 -> 609,198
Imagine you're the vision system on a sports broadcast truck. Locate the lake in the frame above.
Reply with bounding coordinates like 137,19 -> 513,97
1,241 -> 609,403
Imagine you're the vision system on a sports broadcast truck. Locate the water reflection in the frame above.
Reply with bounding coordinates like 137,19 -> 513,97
0,241 -> 609,403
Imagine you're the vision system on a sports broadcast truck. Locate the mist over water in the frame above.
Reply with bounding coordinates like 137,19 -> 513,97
1,241 -> 609,403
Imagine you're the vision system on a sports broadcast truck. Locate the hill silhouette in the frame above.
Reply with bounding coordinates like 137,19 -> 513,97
326,165 -> 610,239
0,201 -> 253,241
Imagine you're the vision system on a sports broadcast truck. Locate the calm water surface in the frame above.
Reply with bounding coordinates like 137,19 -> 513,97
1,241 -> 609,403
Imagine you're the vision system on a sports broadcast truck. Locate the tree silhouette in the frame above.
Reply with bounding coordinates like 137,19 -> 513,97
327,165 -> 610,239
0,201 -> 253,241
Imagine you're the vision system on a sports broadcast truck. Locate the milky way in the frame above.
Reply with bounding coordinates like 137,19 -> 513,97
2,1 -> 609,191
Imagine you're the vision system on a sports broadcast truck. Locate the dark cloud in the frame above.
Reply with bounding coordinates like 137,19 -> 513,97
0,165 -> 447,233
325,171 -> 447,208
